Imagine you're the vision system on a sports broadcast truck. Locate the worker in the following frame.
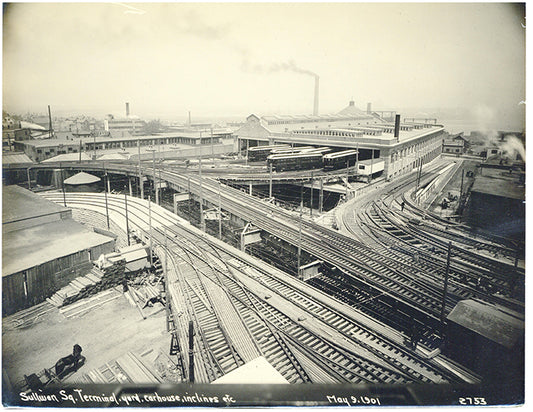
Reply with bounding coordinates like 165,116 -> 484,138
55,344 -> 85,376
410,323 -> 420,351
401,201 -> 405,211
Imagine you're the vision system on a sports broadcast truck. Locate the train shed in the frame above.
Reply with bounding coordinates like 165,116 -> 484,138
2,185 -> 115,315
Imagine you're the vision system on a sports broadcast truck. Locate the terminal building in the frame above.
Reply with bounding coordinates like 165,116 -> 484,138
234,101 -> 444,180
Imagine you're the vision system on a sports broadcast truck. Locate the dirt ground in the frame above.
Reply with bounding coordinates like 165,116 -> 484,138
2,289 -> 169,388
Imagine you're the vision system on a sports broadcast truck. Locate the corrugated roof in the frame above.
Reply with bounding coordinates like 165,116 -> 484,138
447,299 -> 524,349
64,172 -> 101,185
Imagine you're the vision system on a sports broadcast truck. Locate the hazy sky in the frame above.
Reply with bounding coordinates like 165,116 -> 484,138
2,2 -> 526,125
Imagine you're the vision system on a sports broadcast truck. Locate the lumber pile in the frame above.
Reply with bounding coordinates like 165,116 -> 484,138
47,260 -> 126,308
58,289 -> 122,319
4,301 -> 55,330
78,351 -> 163,384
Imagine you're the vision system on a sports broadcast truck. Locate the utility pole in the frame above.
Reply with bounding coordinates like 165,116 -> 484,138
60,163 -> 66,207
440,242 -> 452,329
187,176 -> 191,221
188,320 -> 195,383
138,139 -> 143,199
48,105 -> 53,139
218,180 -> 222,240
93,135 -> 96,160
211,127 -> 214,162
269,162 -> 273,199
79,140 -> 82,163
345,160 -> 350,199
319,177 -> 323,214
199,157 -> 205,232
124,187 -> 130,246
27,168 -> 31,191
459,169 -> 465,201
369,149 -> 374,183
355,143 -> 359,181
148,195 -> 153,266
104,172 -> 110,229
297,185 -> 303,279
310,172 -> 314,217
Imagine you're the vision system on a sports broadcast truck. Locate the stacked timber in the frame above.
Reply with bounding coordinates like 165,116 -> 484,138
47,260 -> 126,308
79,352 -> 163,384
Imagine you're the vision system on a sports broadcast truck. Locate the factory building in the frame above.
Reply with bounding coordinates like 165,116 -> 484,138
14,132 -> 224,163
2,185 -> 115,315
234,101 -> 444,179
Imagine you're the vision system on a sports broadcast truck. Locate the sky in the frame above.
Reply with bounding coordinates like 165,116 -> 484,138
2,2 -> 526,128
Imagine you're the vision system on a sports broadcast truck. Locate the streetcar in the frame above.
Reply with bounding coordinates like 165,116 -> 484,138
247,145 -> 290,162
302,147 -> 333,155
270,146 -> 315,156
323,150 -> 358,171
267,152 -> 324,172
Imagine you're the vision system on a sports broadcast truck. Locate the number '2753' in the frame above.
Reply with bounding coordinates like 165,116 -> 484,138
459,397 -> 487,405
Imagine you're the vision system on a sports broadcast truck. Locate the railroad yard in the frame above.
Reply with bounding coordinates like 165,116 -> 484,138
3,138 -> 525,402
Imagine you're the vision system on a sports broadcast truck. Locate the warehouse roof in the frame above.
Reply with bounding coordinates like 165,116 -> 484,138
2,185 -> 68,225
42,153 -> 92,162
2,218 -> 114,277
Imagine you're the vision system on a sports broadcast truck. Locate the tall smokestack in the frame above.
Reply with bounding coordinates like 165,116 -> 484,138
188,111 -> 191,126
394,114 -> 401,140
367,103 -> 372,114
126,102 -> 130,117
313,76 -> 319,116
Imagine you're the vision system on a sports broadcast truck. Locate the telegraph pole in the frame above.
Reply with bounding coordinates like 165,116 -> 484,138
138,139 -> 143,199
188,320 -> 195,383
199,157 -> 205,232
149,195 -> 153,266
60,163 -> 66,207
124,187 -> 130,246
104,172 -> 110,229
440,242 -> 452,329
218,180 -> 222,240
269,163 -> 273,199
297,185 -> 303,278
319,177 -> 323,214
310,172 -> 314,217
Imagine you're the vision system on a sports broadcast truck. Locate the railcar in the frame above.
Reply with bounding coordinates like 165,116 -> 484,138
356,159 -> 385,176
270,146 -> 314,156
267,152 -> 324,172
323,150 -> 358,171
302,147 -> 333,155
247,145 -> 290,162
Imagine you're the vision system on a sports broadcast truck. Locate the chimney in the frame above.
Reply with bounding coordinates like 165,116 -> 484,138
313,76 -> 319,116
126,102 -> 130,117
394,114 -> 401,140
367,103 -> 372,114
349,100 -> 355,106
188,111 -> 191,126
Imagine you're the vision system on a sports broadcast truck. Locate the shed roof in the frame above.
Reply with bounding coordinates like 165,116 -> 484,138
2,151 -> 33,165
2,218 -> 114,277
64,172 -> 101,185
2,185 -> 68,225
447,299 -> 524,349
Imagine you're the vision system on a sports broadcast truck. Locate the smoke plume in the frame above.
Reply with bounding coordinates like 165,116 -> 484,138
500,135 -> 526,162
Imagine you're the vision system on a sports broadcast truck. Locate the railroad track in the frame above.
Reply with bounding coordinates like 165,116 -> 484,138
40,192 -> 479,384
339,160 -> 524,311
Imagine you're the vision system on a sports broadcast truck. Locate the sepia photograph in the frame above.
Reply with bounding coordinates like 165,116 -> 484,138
2,2 -> 526,407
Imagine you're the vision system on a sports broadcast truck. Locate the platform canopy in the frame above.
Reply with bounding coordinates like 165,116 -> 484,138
64,171 -> 101,185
